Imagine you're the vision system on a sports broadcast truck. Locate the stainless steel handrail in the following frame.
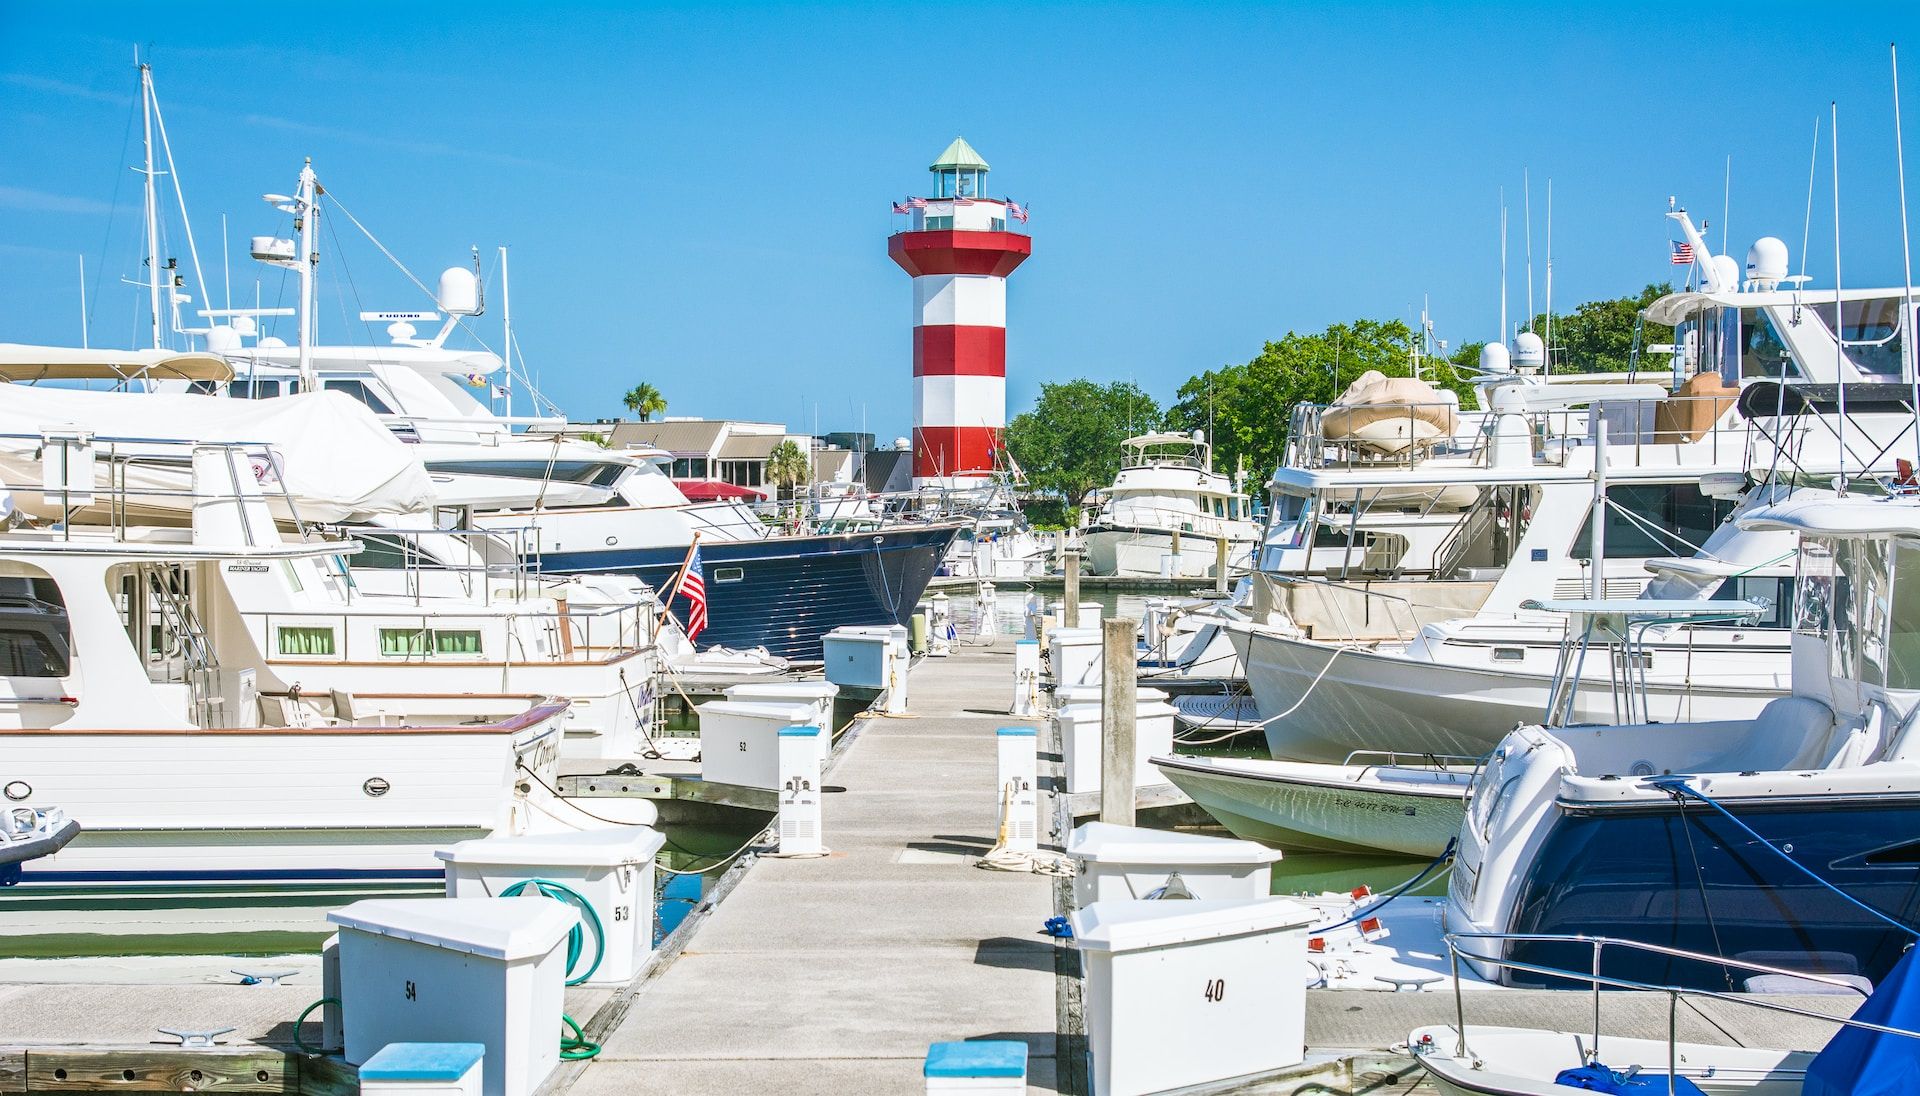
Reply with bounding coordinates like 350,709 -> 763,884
1438,930 -> 1908,1089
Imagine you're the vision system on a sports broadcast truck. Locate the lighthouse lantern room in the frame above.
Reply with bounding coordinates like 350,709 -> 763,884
888,138 -> 1032,488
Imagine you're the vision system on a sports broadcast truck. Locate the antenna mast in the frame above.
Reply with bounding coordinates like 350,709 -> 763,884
1499,189 -> 1508,343
139,62 -> 162,350
1544,180 -> 1553,374
1833,101 -> 1848,495
1523,169 -> 1534,332
1894,43 -> 1918,470
499,245 -> 514,418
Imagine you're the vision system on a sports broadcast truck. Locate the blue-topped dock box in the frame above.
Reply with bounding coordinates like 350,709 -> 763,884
924,1039 -> 1027,1093
360,1043 -> 485,1096
823,626 -> 899,689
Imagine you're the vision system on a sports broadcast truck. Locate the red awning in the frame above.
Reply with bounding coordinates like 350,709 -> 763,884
676,479 -> 763,501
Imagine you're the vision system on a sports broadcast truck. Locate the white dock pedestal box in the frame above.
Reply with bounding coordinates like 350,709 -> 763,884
438,826 -> 668,985
696,699 -> 816,791
725,680 -> 838,773
1072,898 -> 1314,1096
823,625 -> 910,714
1067,821 -> 1282,907
1049,627 -> 1102,688
1055,691 -> 1177,796
928,592 -> 953,656
1052,601 -> 1105,629
329,897 -> 576,1096
358,1043 -> 485,1096
924,1040 -> 1027,1094
777,725 -> 825,855
994,727 -> 1039,855
1010,639 -> 1041,717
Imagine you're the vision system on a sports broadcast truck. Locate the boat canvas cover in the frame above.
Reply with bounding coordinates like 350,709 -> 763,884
1804,944 -> 1920,1095
0,386 -> 435,518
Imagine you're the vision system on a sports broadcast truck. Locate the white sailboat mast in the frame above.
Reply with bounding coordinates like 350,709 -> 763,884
140,62 -> 163,351
296,159 -> 318,390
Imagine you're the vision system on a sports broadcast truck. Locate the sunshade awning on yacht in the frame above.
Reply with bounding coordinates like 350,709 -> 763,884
0,343 -> 234,383
1521,598 -> 1767,619
1645,291 -> 1741,326
1737,382 -> 1917,419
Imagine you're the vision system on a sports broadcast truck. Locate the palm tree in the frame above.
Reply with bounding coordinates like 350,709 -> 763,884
766,440 -> 812,502
622,382 -> 666,421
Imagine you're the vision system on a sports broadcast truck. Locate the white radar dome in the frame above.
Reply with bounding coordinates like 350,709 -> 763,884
437,266 -> 483,317
1479,341 -> 1512,374
893,436 -> 912,451
1711,255 -> 1740,292
1511,331 -> 1545,371
203,325 -> 242,352
258,336 -> 288,348
1745,237 -> 1789,288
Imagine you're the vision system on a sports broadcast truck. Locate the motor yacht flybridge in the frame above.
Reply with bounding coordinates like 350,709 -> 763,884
1081,431 -> 1259,578
1227,208 -> 1920,762
179,159 -> 959,661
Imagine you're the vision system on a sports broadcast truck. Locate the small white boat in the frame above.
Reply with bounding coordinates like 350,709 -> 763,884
1408,1025 -> 1814,1095
0,805 -> 79,881
1151,753 -> 1473,856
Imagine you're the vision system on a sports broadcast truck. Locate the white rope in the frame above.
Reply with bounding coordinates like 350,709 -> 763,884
976,781 -> 1072,875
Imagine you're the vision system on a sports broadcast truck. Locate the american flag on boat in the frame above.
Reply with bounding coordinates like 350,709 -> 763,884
673,545 -> 708,641
1671,240 -> 1695,265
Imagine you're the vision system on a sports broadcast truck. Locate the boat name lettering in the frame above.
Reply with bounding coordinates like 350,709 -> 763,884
1324,794 -> 1417,817
226,562 -> 270,573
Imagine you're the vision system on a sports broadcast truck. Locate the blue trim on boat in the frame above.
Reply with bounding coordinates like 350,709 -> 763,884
1504,796 -> 1920,991
16,867 -> 446,883
533,523 -> 961,660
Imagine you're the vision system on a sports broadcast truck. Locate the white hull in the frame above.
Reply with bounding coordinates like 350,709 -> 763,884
1232,625 -> 1787,763
1082,527 -> 1255,578
1410,1025 -> 1812,1095
1153,755 -> 1469,856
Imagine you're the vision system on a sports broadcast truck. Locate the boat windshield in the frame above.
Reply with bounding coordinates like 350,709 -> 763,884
1795,535 -> 1920,690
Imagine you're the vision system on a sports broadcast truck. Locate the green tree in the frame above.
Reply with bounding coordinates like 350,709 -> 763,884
622,382 -> 667,421
766,439 -> 812,502
1525,283 -> 1674,372
1163,318 -> 1477,479
1004,380 -> 1162,509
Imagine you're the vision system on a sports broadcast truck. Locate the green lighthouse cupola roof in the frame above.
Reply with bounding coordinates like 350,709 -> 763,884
929,137 -> 989,199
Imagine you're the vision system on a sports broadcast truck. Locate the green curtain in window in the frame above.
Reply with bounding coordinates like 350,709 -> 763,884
380,628 -> 428,656
278,626 -> 336,656
433,630 -> 482,655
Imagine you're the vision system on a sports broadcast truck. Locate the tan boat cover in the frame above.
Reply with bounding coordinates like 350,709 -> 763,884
1652,371 -> 1737,444
1320,371 -> 1458,452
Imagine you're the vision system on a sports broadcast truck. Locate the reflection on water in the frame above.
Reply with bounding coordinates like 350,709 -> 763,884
654,813 -> 768,944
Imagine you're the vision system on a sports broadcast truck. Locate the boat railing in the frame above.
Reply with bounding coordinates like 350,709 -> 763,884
1340,749 -> 1486,780
1095,501 -> 1253,542
0,431 -> 316,542
336,524 -> 558,606
1264,573 -> 1433,641
1283,395 -> 1747,473
239,597 -> 655,665
1435,930 -> 1911,1087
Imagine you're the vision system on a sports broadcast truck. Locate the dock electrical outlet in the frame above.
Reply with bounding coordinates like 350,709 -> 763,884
777,725 -> 825,856
995,727 -> 1039,855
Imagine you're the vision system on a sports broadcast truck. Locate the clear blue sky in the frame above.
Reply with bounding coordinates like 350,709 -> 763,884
3,2 -> 1919,435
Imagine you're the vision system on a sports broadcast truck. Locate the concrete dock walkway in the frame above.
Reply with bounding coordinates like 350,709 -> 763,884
572,642 -> 1058,1095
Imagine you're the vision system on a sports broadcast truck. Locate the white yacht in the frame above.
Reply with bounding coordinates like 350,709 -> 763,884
1230,213 -> 1917,762
1081,432 -> 1260,578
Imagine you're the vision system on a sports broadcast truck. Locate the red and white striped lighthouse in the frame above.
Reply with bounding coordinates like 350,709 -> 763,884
888,138 -> 1031,488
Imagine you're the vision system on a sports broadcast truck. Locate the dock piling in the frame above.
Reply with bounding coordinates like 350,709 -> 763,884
1062,550 -> 1081,628
1215,535 -> 1230,593
1099,617 -> 1139,827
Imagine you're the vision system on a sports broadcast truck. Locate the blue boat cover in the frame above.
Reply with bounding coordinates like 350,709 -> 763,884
1552,1061 -> 1705,1095
1805,945 -> 1920,1096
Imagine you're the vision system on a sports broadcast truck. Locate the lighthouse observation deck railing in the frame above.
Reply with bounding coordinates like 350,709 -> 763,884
1283,396 -> 1749,474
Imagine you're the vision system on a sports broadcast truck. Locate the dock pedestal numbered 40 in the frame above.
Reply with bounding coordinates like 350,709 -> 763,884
1072,897 -> 1315,1096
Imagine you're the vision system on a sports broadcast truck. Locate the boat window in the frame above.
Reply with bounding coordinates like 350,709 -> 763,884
229,379 -> 285,399
1492,647 -> 1524,662
713,567 -> 745,583
350,534 -> 447,571
1700,575 -> 1794,630
1795,537 -> 1838,638
1812,299 -> 1907,378
379,628 -> 482,657
1738,308 -> 1801,379
322,379 -> 397,415
1887,541 -> 1920,690
276,625 -> 336,657
424,460 -> 628,488
0,575 -> 70,676
1572,484 -> 1736,560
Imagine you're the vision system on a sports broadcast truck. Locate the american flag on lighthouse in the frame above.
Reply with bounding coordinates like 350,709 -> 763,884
1007,200 -> 1029,224
1671,240 -> 1696,266
672,545 -> 708,641
891,201 -> 910,215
